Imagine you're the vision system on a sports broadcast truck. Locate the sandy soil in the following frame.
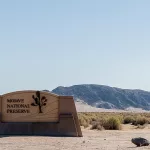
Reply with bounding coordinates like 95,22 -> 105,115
75,101 -> 149,113
0,127 -> 150,150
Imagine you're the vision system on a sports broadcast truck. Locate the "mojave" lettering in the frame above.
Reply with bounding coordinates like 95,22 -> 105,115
7,99 -> 24,103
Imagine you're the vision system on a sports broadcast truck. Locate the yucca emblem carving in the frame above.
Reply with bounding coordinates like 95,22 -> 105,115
31,91 -> 47,113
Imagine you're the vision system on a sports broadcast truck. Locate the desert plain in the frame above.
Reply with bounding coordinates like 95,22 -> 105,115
0,125 -> 150,150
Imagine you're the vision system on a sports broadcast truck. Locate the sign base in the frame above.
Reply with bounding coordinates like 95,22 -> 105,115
0,114 -> 80,137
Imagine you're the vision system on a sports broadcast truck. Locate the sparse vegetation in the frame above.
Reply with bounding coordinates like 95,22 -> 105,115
136,124 -> 147,129
124,116 -> 135,124
104,117 -> 122,130
91,122 -> 104,130
78,112 -> 150,130
133,116 -> 149,125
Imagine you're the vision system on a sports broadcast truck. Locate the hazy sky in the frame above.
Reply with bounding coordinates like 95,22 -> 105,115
0,0 -> 150,94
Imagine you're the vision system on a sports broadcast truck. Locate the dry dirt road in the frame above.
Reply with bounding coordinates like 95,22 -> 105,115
0,128 -> 150,150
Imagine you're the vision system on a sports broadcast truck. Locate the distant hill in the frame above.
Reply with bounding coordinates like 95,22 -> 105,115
51,84 -> 150,110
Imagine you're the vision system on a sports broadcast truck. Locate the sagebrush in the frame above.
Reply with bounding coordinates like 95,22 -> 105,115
78,112 -> 150,130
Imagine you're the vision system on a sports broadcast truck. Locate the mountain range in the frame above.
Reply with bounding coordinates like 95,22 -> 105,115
51,84 -> 150,111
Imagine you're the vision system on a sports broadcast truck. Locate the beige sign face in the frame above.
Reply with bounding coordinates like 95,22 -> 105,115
1,91 -> 59,122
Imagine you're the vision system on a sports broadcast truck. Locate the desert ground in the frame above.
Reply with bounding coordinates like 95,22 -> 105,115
0,125 -> 150,150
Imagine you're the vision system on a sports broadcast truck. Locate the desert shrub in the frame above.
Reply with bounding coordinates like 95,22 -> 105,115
124,116 -> 135,124
116,115 -> 124,123
82,120 -> 89,128
91,122 -> 104,130
136,124 -> 147,129
103,117 -> 121,130
78,114 -> 90,128
78,117 -> 89,128
133,116 -> 149,126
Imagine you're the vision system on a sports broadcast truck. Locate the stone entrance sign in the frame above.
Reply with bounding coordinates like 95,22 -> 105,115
0,90 -> 82,137
2,91 -> 58,122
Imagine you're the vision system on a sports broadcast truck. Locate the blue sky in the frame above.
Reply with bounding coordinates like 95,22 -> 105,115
0,0 -> 150,94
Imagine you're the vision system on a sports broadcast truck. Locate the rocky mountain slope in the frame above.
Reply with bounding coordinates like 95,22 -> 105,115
52,84 -> 150,110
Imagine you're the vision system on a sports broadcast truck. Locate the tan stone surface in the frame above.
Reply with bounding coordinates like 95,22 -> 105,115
1,91 -> 59,122
0,95 -> 2,114
59,96 -> 82,137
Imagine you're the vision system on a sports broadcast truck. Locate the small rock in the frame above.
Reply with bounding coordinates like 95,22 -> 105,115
131,137 -> 150,147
